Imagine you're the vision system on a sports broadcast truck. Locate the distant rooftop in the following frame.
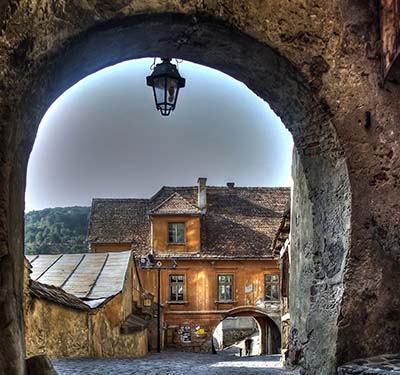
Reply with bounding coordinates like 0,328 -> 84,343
149,192 -> 202,216
26,251 -> 131,308
88,182 -> 290,259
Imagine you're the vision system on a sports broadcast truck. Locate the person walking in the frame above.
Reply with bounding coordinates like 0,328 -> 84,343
245,338 -> 253,356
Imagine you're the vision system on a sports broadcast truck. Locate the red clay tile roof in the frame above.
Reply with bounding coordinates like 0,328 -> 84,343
87,186 -> 290,258
149,192 -> 202,216
201,187 -> 290,257
87,199 -> 150,248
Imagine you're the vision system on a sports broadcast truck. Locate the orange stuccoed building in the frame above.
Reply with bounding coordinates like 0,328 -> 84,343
88,178 -> 290,354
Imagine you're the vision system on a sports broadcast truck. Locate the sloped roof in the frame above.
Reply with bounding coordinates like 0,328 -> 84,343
87,186 -> 290,258
30,280 -> 90,311
149,192 -> 202,216
26,251 -> 131,308
87,198 -> 150,248
201,187 -> 290,258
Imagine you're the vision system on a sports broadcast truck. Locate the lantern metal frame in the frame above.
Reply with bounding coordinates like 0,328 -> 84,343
146,58 -> 186,116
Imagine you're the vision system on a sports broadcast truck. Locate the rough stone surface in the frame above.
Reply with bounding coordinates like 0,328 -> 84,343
337,354 -> 400,375
0,2 -> 399,375
289,147 -> 351,373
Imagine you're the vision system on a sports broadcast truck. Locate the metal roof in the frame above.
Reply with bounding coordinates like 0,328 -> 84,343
27,251 -> 131,308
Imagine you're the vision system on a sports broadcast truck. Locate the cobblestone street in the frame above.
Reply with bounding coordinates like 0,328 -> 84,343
53,352 -> 297,375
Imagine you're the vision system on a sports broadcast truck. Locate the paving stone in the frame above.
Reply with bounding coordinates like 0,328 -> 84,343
53,352 -> 297,375
338,354 -> 400,375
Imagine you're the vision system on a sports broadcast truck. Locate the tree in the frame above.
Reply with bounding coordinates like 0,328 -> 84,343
24,206 -> 90,255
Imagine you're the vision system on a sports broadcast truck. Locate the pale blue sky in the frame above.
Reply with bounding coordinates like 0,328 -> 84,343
25,58 -> 293,212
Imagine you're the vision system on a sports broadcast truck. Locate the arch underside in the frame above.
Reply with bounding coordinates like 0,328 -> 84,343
222,306 -> 279,320
29,13 -> 332,152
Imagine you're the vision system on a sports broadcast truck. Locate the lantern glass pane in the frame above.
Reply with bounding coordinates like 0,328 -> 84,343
153,77 -> 166,105
166,78 -> 178,105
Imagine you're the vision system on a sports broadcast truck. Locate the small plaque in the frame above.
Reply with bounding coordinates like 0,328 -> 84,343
245,284 -> 253,293
181,325 -> 192,343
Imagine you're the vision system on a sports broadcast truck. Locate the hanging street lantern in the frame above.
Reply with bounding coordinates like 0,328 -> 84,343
146,58 -> 186,116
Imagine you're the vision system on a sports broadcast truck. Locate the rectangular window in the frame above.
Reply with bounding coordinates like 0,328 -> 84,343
170,275 -> 185,301
168,222 -> 185,244
218,274 -> 234,301
265,274 -> 280,302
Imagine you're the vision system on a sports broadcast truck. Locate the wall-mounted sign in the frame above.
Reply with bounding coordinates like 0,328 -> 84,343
196,328 -> 205,335
181,325 -> 191,343
245,284 -> 253,293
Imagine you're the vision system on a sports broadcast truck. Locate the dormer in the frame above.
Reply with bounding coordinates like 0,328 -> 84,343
149,192 -> 202,253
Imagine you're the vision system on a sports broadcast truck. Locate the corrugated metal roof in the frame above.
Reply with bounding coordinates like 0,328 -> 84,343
28,251 -> 131,308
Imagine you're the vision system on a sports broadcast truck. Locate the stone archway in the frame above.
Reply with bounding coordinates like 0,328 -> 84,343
0,10 -> 355,375
222,306 -> 282,355
1,2 -> 400,375
212,315 -> 263,356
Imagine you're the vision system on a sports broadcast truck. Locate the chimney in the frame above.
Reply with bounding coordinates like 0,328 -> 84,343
197,177 -> 207,210
226,182 -> 235,188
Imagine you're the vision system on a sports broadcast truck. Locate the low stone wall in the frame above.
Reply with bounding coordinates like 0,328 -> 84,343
90,302 -> 148,358
26,296 -> 148,358
26,298 -> 90,358
222,328 -> 257,348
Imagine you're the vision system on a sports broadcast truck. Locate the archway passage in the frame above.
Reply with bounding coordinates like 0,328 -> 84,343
216,307 -> 282,357
212,317 -> 262,357
2,12 -> 350,375
4,3 -> 399,375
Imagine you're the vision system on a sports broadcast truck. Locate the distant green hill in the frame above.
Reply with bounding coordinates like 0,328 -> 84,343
25,206 -> 90,255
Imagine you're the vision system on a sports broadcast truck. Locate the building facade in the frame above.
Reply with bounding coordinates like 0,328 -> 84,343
88,178 -> 290,353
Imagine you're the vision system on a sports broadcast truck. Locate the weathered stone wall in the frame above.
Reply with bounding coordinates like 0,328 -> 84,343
25,295 -> 148,358
90,309 -> 148,358
289,147 -> 351,372
222,317 -> 257,330
165,314 -> 219,353
90,293 -> 148,358
25,299 -> 90,358
222,328 -> 257,348
1,1 -> 400,375
25,274 -> 148,360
